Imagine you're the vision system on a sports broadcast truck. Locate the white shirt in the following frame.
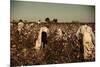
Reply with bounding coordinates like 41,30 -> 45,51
18,22 -> 24,32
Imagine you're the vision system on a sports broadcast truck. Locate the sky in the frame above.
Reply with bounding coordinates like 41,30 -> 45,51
11,1 -> 95,22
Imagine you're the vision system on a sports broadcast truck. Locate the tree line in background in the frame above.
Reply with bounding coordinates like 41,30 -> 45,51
11,17 -> 58,23
11,17 -> 85,23
45,17 -> 58,23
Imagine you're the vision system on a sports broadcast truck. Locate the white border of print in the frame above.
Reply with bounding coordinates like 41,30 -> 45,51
0,0 -> 10,67
0,0 -> 99,67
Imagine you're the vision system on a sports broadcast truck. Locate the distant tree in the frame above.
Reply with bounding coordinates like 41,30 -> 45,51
72,20 -> 79,23
24,20 -> 28,23
53,18 -> 58,23
19,19 -> 23,22
45,17 -> 50,23
12,20 -> 16,23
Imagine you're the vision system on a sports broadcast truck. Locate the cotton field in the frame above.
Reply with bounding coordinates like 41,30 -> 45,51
10,22 -> 95,66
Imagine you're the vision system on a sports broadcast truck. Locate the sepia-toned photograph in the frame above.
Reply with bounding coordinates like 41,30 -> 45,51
10,0 -> 95,66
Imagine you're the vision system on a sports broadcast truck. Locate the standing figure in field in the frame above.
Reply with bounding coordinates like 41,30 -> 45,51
76,24 -> 95,60
55,28 -> 63,40
34,26 -> 49,50
57,28 -> 63,37
17,19 -> 24,34
37,20 -> 41,24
